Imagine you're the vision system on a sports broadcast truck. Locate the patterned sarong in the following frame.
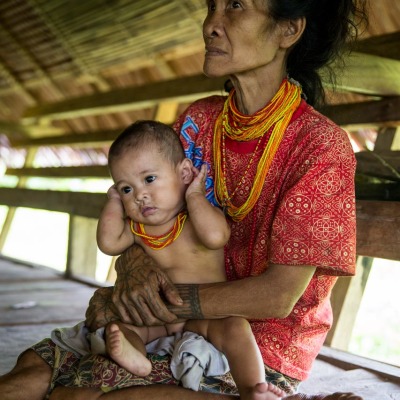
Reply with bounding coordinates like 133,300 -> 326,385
30,338 -> 300,398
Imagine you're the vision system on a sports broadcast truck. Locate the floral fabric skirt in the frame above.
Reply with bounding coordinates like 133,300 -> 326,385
29,338 -> 300,398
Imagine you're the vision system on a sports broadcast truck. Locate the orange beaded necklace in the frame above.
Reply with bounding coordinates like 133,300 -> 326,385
213,78 -> 301,221
130,211 -> 188,250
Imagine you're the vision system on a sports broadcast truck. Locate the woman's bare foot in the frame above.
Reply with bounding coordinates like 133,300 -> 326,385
105,324 -> 151,376
284,393 -> 363,400
240,382 -> 286,400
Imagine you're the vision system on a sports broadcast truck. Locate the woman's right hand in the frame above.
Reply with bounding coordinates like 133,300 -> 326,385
112,244 -> 183,326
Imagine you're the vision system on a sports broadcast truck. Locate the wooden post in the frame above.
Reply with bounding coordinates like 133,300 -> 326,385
325,256 -> 372,349
66,215 -> 98,279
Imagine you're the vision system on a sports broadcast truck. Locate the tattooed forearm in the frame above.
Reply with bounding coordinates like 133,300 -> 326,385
167,284 -> 203,319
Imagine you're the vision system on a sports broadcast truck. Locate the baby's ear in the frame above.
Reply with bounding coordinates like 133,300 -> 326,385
180,158 -> 193,184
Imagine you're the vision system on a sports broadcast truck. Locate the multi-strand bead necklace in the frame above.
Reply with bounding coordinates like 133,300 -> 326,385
213,78 -> 302,221
130,211 -> 188,250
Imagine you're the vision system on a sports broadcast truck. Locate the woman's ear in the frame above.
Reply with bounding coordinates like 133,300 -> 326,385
180,158 -> 194,184
279,17 -> 306,49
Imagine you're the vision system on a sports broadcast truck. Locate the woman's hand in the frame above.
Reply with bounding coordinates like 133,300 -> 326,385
85,286 -> 119,331
112,244 -> 183,326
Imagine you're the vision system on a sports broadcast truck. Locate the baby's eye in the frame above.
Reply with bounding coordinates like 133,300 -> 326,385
145,176 -> 156,184
121,186 -> 132,194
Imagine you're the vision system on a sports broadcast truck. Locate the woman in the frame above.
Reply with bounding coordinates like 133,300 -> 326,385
0,1 -> 367,399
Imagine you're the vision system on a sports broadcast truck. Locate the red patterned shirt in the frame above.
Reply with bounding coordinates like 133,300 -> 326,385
173,96 -> 356,380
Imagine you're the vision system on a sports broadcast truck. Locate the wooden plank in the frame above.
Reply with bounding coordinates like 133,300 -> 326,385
352,31 -> 400,61
356,200 -> 400,260
0,188 -> 105,219
355,150 -> 400,181
320,97 -> 400,127
318,346 -> 400,383
355,182 -> 400,201
325,257 -> 372,349
1,188 -> 399,261
6,166 -> 109,178
22,74 -> 227,122
66,216 -> 98,279
334,52 -> 400,97
10,129 -> 122,149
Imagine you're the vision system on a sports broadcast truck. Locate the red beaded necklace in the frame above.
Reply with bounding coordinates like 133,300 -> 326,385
130,211 -> 188,250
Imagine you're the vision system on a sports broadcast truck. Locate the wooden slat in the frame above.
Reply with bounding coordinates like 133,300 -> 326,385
355,150 -> 400,181
1,188 -> 399,261
321,97 -> 400,127
22,74 -> 227,122
0,188 -> 105,219
356,200 -> 400,260
6,166 -> 109,178
10,129 -> 122,149
352,31 -> 400,61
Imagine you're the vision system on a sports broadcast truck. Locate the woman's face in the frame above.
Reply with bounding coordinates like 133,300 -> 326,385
203,0 -> 282,78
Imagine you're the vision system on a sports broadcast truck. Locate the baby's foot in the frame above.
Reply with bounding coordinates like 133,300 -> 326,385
106,324 -> 151,376
241,382 -> 286,400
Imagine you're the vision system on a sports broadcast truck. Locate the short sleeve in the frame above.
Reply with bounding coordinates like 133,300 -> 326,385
269,120 -> 357,275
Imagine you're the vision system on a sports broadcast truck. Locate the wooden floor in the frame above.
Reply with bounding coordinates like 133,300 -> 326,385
0,256 -> 399,399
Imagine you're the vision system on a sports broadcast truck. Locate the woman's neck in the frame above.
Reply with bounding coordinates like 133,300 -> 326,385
229,68 -> 286,115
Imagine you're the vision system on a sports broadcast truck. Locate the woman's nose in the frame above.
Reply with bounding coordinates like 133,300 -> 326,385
203,9 -> 224,40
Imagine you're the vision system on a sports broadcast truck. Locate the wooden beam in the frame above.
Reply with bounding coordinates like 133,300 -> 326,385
355,182 -> 400,201
5,166 -> 110,178
356,200 -> 400,261
22,74 -> 227,122
20,51 -> 400,124
9,129 -> 121,149
321,97 -> 400,127
0,188 -> 105,219
352,31 -> 400,61
1,188 -> 399,261
334,52 -> 400,97
355,150 -> 400,181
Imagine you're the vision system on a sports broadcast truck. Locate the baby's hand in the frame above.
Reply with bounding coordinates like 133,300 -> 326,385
186,163 -> 207,199
107,185 -> 121,200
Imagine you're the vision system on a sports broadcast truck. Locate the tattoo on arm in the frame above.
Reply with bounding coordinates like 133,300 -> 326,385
167,284 -> 203,319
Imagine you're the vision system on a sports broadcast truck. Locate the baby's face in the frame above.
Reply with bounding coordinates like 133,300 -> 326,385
110,146 -> 186,227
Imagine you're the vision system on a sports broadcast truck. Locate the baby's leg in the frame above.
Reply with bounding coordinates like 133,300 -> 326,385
185,318 -> 285,400
105,322 -> 166,377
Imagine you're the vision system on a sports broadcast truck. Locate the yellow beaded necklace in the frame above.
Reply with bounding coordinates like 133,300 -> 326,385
130,211 -> 187,250
213,78 -> 301,221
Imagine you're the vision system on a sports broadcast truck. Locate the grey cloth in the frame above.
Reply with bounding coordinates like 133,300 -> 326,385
146,331 -> 229,391
51,323 -> 229,391
51,321 -> 106,357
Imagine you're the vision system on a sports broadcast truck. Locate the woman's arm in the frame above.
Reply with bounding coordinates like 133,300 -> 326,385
97,186 -> 135,256
185,163 -> 230,249
86,244 -> 315,330
170,263 -> 316,321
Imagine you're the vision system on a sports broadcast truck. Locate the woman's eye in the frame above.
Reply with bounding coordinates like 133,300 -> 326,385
145,176 -> 156,184
230,1 -> 241,8
121,186 -> 132,194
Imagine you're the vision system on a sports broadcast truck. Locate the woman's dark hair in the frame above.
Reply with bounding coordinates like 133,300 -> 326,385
268,0 -> 368,109
108,120 -> 185,167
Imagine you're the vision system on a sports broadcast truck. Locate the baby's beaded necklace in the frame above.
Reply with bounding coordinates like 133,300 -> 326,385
130,211 -> 187,250
213,78 -> 302,221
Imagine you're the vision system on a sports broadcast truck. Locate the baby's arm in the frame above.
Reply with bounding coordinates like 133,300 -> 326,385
97,185 -> 135,255
185,163 -> 230,249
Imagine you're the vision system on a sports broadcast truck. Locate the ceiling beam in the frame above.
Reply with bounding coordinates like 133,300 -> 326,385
21,51 -> 400,123
23,74 -> 227,123
9,129 -> 122,148
352,31 -> 400,61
